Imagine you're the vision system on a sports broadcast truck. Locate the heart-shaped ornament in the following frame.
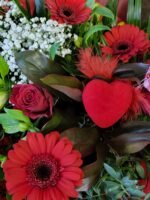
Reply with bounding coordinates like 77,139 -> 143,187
82,79 -> 133,128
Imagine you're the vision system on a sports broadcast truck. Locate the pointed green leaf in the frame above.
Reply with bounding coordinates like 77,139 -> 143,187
12,0 -> 30,19
4,108 -> 31,125
84,25 -> 110,45
86,0 -> 95,9
127,188 -> 145,197
35,0 -> 46,17
15,50 -> 65,85
49,43 -> 60,61
104,163 -> 119,179
0,56 -> 9,80
93,6 -> 115,20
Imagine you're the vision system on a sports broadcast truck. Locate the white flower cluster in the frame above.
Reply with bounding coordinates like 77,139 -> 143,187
0,1 -> 74,83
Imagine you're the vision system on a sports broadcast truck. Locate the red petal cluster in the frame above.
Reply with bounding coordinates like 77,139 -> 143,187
46,0 -> 91,25
3,132 -> 83,200
102,24 -> 150,63
77,48 -> 118,79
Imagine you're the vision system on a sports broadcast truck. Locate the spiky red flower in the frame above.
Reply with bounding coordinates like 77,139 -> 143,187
102,24 -> 150,63
46,0 -> 91,25
77,48 -> 118,79
3,132 -> 83,200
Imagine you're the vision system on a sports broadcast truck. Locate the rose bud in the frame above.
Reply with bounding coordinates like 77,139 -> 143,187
10,84 -> 53,120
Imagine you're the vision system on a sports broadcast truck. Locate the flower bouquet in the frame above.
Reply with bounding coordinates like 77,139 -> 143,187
0,0 -> 150,199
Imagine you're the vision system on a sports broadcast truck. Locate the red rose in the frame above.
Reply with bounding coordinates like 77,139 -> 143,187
10,84 -> 53,119
139,161 -> 150,194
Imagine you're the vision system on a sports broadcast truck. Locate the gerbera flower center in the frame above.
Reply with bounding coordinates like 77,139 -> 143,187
26,154 -> 60,189
113,41 -> 133,55
60,7 -> 73,18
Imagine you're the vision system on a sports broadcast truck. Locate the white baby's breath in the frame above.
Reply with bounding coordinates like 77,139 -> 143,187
0,0 -> 74,83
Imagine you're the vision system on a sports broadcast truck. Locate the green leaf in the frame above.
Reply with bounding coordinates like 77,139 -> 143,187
41,74 -> 82,101
147,17 -> 150,39
86,0 -> 95,9
0,56 -> 9,80
0,155 -> 7,163
93,7 -> 115,20
61,127 -> 101,157
134,0 -> 141,27
4,108 -> 31,125
6,194 -> 12,200
42,108 -> 78,133
0,91 -> 9,110
109,121 -> 150,154
127,188 -> 145,197
127,0 -> 142,27
12,0 -> 30,19
105,181 -> 120,192
0,114 -> 20,134
114,63 -> 150,80
136,162 -> 145,179
49,43 -> 60,61
122,177 -> 137,187
127,0 -> 135,24
145,193 -> 150,200
84,24 -> 110,45
0,167 -> 4,180
78,143 -> 106,192
35,0 -> 46,17
41,74 -> 82,88
0,110 -> 34,134
104,163 -> 119,179
15,50 -> 65,86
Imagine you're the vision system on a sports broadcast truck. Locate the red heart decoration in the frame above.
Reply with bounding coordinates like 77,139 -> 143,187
82,79 -> 133,128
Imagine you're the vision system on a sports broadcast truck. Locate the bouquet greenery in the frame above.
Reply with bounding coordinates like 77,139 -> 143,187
0,0 -> 150,199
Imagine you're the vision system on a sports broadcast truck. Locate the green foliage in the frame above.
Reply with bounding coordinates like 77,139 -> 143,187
83,24 -> 110,46
35,0 -> 46,17
0,109 -> 36,134
0,56 -> 9,80
86,0 -> 95,9
92,6 -> 115,21
127,0 -> 142,27
49,43 -> 60,61
12,0 -> 30,19
147,17 -> 150,39
81,155 -> 146,200
0,167 -> 4,181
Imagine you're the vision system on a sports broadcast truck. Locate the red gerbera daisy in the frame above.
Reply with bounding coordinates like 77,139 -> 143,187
46,0 -> 91,25
3,132 -> 83,200
102,24 -> 150,63
77,48 -> 118,79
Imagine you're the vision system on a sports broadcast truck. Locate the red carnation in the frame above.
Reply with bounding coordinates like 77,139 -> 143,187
102,24 -> 150,63
3,132 -> 83,200
19,0 -> 35,16
10,84 -> 53,120
46,0 -> 91,25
